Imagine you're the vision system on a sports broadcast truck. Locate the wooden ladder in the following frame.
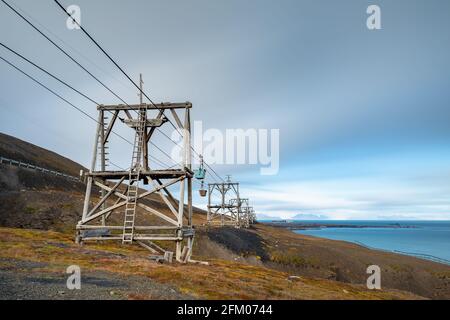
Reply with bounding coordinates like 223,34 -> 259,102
122,110 -> 146,244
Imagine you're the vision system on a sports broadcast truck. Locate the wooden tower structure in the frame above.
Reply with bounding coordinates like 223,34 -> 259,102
76,75 -> 194,263
207,176 -> 240,227
230,197 -> 250,228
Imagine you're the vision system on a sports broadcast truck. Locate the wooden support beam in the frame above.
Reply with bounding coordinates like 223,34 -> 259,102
87,178 -> 182,226
81,200 -> 126,224
136,203 -> 178,226
93,176 -> 183,202
77,225 -> 179,230
103,110 -> 119,143
86,177 -> 125,218
82,236 -> 182,241
98,102 -> 192,111
148,177 -> 180,220
86,169 -> 191,179
123,110 -> 133,120
170,109 -> 184,129
155,178 -> 183,217
146,109 -> 164,143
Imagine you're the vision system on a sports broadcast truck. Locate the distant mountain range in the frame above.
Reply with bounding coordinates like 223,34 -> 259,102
257,213 -> 328,221
290,213 -> 328,220
256,214 -> 282,221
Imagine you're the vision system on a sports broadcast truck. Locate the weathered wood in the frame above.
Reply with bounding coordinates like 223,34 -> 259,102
147,176 -> 180,220
82,200 -> 125,224
170,109 -> 184,129
146,109 -> 165,143
82,236 -> 182,241
98,102 -> 192,110
137,202 -> 178,226
77,225 -> 179,230
123,109 -> 133,120
82,112 -> 102,220
137,241 -> 159,254
155,178 -> 185,218
86,176 -> 125,218
207,181 -> 241,227
85,169 -> 191,179
103,110 -> 119,143
79,97 -> 194,262
94,176 -> 183,203
124,118 -> 166,128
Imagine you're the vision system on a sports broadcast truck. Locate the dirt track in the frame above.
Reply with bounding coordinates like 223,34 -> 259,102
0,258 -> 192,300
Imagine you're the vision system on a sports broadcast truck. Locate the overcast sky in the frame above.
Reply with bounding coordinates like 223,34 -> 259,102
1,0 -> 450,220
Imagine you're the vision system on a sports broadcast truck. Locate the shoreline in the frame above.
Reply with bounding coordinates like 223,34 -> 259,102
261,221 -> 450,266
261,221 -> 418,230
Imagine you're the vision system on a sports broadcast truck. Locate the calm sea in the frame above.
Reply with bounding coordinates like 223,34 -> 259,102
290,220 -> 450,264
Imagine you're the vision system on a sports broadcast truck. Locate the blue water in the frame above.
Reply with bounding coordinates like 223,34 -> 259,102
291,221 -> 450,263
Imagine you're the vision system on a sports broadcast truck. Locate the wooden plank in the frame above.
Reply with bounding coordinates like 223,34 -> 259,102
98,102 -> 192,110
170,109 -> 184,129
82,200 -> 126,224
137,203 -> 178,226
77,225 -> 179,230
94,177 -> 182,203
146,109 -> 164,143
103,110 -> 119,143
148,177 -> 180,220
82,236 -> 181,241
86,177 -> 125,218
123,110 -> 133,120
86,169 -> 190,179
92,179 -> 180,226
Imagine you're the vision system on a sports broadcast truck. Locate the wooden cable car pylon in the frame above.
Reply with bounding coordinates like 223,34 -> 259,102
76,74 -> 195,263
206,175 -> 241,227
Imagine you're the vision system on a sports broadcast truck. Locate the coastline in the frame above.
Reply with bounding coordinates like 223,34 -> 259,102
262,221 -> 418,230
261,221 -> 450,266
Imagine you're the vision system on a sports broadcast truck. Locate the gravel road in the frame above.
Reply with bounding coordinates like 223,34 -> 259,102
0,258 -> 193,300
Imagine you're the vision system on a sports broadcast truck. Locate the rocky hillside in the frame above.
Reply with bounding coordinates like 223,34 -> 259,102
0,133 -> 84,177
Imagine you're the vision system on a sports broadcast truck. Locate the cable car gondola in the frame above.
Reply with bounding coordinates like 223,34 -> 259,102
194,155 -> 207,197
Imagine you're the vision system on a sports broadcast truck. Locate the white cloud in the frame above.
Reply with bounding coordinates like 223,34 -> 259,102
244,174 -> 450,220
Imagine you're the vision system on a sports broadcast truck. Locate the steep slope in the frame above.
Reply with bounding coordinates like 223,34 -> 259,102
0,133 -> 87,231
0,133 -> 84,177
